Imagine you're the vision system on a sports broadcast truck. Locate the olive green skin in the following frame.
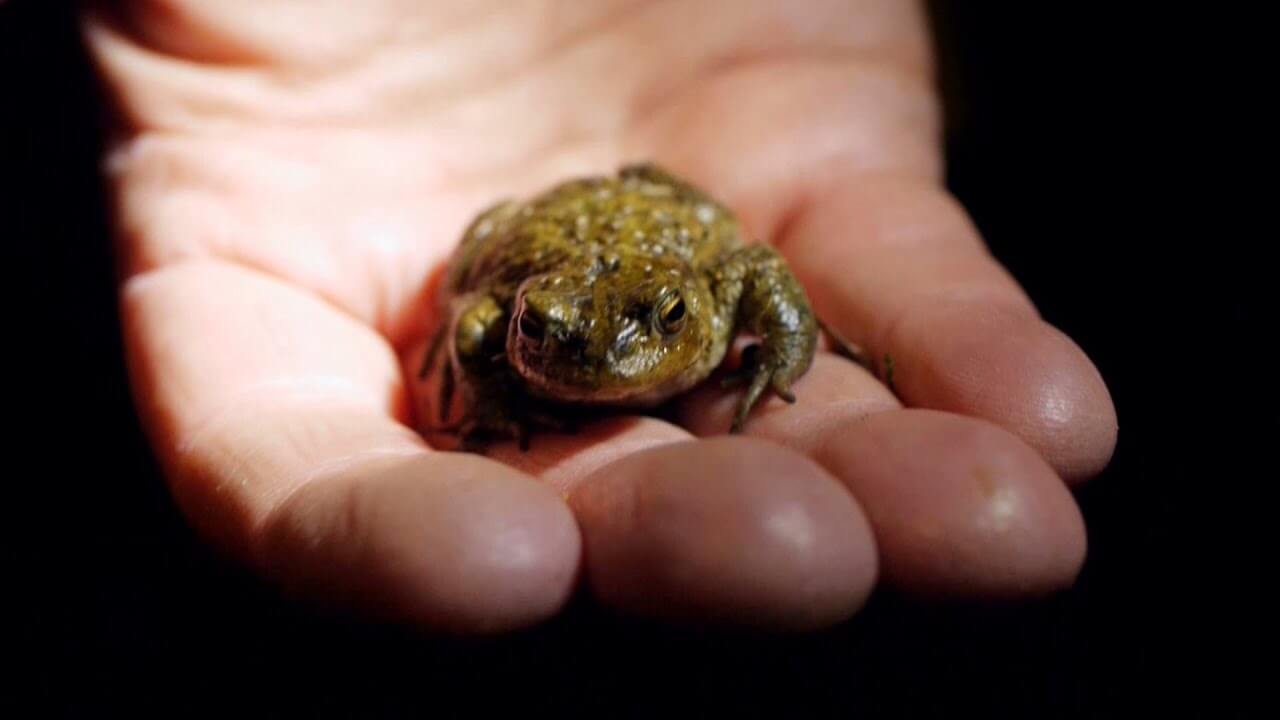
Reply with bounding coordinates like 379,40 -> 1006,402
421,163 -> 819,450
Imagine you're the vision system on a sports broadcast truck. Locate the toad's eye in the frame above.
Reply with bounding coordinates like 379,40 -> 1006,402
654,291 -> 686,335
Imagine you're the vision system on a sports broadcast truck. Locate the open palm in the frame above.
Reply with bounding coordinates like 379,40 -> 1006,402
88,0 -> 1115,631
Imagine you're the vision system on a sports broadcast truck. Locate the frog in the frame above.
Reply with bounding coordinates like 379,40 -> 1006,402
418,163 -> 861,451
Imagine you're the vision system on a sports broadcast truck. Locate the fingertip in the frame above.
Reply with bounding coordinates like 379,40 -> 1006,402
887,297 -> 1118,484
776,176 -> 1116,484
570,437 -> 878,630
818,409 -> 1087,598
258,453 -> 581,633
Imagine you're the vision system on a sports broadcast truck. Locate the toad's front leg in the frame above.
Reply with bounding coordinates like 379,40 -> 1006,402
715,244 -> 819,432
426,293 -> 564,451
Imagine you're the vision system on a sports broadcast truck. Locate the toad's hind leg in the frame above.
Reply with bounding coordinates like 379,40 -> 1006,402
715,244 -> 820,433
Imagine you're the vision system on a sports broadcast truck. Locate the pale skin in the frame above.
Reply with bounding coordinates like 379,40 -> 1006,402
87,1 -> 1117,631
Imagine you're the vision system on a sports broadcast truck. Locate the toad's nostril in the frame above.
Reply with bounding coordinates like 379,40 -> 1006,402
518,308 -> 546,343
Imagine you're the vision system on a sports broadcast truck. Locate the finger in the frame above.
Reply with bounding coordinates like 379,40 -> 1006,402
680,353 -> 1083,597
567,437 -> 878,630
779,176 -> 1118,483
125,261 -> 579,632
811,409 -> 1087,597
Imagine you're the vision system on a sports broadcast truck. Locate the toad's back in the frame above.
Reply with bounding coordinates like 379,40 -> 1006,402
445,166 -> 743,307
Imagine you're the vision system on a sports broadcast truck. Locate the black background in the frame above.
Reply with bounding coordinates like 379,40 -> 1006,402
7,2 -> 1242,717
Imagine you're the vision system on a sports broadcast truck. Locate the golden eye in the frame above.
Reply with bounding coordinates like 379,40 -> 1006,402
655,292 -> 686,335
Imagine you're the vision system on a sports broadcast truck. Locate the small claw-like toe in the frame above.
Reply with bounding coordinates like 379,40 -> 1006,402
726,361 -> 787,434
456,415 -> 520,453
773,379 -> 797,404
458,432 -> 487,454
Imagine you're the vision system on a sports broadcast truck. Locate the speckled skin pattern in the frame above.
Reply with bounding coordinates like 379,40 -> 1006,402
420,163 -> 818,450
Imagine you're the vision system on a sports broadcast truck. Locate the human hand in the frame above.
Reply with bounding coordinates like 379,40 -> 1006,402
86,0 -> 1115,632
